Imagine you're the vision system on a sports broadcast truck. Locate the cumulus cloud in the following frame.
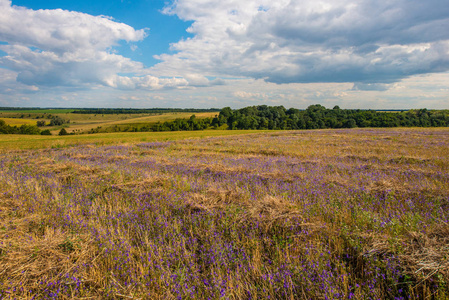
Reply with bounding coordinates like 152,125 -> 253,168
0,0 -> 146,54
1,0 -> 447,108
155,0 -> 449,85
0,0 -> 150,88
182,74 -> 227,87
233,91 -> 268,100
104,75 -> 189,90
0,43 -> 144,86
0,68 -> 39,93
0,0 -> 194,91
184,74 -> 212,87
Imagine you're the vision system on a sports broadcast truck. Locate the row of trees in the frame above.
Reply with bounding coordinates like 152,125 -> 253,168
102,115 -> 216,133
149,115 -> 214,132
0,120 -> 51,135
87,115 -> 216,134
101,105 -> 449,133
0,107 -> 40,111
217,105 -> 449,130
72,108 -> 219,114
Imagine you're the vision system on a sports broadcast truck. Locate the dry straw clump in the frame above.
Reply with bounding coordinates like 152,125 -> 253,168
0,208 -> 98,298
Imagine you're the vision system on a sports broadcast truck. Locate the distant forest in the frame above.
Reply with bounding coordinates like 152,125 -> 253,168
0,107 -> 219,114
72,108 -> 219,114
218,105 -> 449,130
0,107 -> 39,111
149,105 -> 449,132
1,105 -> 449,135
0,119 -> 49,135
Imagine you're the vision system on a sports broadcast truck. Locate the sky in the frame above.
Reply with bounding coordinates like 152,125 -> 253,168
0,0 -> 448,109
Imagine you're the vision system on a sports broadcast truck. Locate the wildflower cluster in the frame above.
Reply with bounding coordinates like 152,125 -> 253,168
0,128 -> 448,299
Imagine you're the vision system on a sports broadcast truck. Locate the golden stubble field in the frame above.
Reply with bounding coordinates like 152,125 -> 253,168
0,128 -> 448,299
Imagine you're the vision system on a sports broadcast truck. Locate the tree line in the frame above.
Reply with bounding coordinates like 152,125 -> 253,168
216,105 -> 449,130
98,105 -> 449,133
0,107 -> 40,111
149,115 -> 214,131
0,119 -> 50,135
72,108 -> 219,114
126,105 -> 449,133
89,115 -> 216,133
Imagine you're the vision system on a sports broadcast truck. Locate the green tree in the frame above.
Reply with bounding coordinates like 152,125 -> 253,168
58,128 -> 68,136
219,107 -> 233,119
19,125 -> 41,135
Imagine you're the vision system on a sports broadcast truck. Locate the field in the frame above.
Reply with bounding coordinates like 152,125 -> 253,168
0,128 -> 448,299
0,111 -> 218,134
0,117 -> 37,126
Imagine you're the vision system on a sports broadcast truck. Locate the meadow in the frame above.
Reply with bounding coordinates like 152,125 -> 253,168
0,128 -> 448,299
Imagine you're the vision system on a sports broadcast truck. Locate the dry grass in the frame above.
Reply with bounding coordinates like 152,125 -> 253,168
0,117 -> 37,126
0,128 -> 448,299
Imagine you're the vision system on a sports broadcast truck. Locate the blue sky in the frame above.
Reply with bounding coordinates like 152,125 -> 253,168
0,0 -> 448,109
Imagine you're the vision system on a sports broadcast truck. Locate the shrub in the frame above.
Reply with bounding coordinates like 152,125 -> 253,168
58,128 -> 68,136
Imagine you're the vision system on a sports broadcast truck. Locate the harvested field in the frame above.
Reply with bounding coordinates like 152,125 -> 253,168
0,128 -> 448,299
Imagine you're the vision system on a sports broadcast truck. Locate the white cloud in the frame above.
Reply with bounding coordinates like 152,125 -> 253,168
0,0 -> 195,91
0,0 -> 234,92
155,0 -> 449,85
184,73 -> 211,87
0,44 -> 145,86
0,0 -> 150,88
182,74 -> 226,87
102,75 -> 189,90
0,0 -> 146,53
1,0 -> 447,109
233,91 -> 268,100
